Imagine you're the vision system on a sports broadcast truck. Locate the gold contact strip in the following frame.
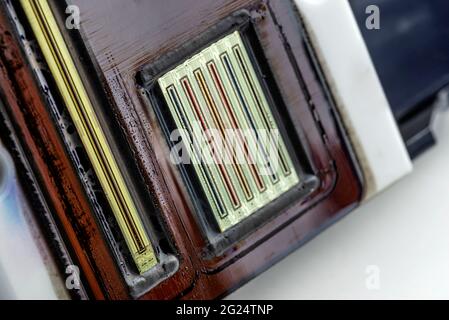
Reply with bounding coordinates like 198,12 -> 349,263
197,65 -> 258,204
180,73 -> 261,218
232,46 -> 286,176
204,64 -> 253,201
213,52 -> 283,195
21,0 -> 157,273
180,77 -> 241,208
166,86 -> 226,217
193,69 -> 245,200
193,70 -> 243,208
209,59 -> 266,193
182,73 -> 242,217
207,62 -> 263,194
221,52 -> 279,184
233,45 -> 292,177
178,77 -> 234,217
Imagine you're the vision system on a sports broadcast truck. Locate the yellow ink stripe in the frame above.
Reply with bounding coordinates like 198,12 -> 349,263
20,0 -> 157,274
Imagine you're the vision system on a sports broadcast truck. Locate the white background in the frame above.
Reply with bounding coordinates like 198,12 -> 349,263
229,110 -> 449,300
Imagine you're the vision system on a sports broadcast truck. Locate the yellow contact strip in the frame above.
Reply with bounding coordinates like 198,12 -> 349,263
20,0 -> 157,274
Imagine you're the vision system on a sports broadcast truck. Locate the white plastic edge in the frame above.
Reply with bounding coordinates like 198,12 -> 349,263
293,0 -> 413,200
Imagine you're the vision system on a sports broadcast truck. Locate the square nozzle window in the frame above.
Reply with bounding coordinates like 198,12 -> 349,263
157,31 -> 300,232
